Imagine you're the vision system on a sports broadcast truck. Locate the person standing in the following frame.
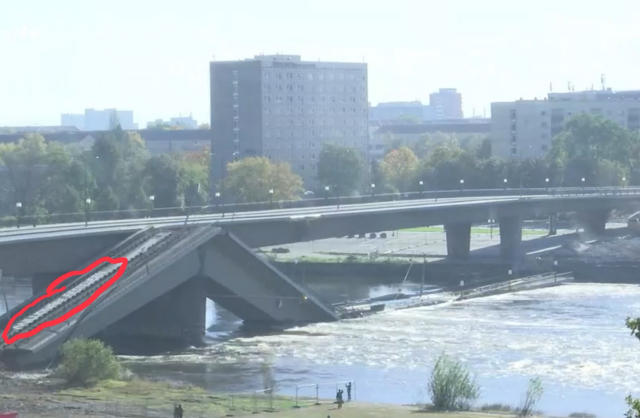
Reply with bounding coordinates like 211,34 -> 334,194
345,382 -> 352,401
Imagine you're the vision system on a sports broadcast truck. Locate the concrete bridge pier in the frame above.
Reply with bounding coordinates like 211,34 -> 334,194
100,276 -> 206,351
499,216 -> 522,262
548,214 -> 557,236
580,208 -> 609,235
445,222 -> 471,260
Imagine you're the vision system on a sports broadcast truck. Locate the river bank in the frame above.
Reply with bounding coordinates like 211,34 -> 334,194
0,373 -> 587,418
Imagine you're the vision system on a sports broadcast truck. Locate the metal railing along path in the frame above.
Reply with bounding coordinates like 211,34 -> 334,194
1,186 -> 639,232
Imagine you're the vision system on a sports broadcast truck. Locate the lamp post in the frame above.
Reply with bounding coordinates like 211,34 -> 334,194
459,179 -> 464,191
269,189 -> 274,208
370,183 -> 376,197
545,177 -> 549,193
324,185 -> 330,203
581,177 -> 585,193
149,195 -> 155,218
503,178 -> 507,190
553,260 -> 558,281
488,218 -> 495,239
84,198 -> 92,226
15,202 -> 22,229
419,180 -> 424,196
214,192 -> 221,209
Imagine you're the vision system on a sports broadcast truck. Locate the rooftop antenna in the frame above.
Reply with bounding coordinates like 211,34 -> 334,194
567,81 -> 571,92
550,82 -> 553,92
601,74 -> 606,91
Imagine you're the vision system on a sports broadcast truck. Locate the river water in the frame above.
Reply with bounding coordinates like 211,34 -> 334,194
2,279 -> 639,417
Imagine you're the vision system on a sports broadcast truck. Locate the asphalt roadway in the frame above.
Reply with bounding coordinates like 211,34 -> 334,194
0,192 -> 627,244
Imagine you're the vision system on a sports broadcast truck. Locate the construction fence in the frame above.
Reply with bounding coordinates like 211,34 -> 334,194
10,380 -> 356,418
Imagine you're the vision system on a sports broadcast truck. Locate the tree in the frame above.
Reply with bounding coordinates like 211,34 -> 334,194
144,154 -> 182,209
517,377 -> 544,417
0,134 -> 50,217
177,146 -> 210,206
380,146 -> 419,192
427,353 -> 480,411
225,157 -> 303,203
317,143 -> 364,196
109,110 -> 121,130
58,338 -> 121,386
625,317 -> 640,417
198,123 -> 211,130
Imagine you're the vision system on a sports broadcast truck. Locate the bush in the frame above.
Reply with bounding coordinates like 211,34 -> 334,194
427,353 -> 480,411
518,377 -> 544,417
58,339 -> 121,386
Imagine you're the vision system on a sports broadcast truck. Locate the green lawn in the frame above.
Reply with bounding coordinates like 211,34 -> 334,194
402,226 -> 547,236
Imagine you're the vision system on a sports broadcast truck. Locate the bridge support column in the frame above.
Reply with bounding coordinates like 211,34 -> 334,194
499,216 -> 522,261
548,214 -> 557,236
101,277 -> 206,352
580,209 -> 609,235
445,222 -> 471,260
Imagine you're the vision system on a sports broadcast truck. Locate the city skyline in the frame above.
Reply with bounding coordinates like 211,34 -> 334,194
3,0 -> 638,126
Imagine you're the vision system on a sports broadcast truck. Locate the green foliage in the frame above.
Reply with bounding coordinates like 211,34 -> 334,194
626,317 -> 640,417
224,156 -> 303,203
380,146 -> 419,192
427,353 -> 480,411
518,377 -> 544,417
58,339 -> 122,386
317,143 -> 364,196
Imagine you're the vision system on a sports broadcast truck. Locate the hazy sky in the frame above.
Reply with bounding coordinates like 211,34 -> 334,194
1,0 -> 638,127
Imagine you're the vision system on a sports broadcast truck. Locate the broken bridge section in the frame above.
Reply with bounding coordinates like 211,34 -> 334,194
0,225 -> 337,369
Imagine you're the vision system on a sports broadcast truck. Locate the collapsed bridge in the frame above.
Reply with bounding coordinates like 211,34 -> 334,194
0,225 -> 338,369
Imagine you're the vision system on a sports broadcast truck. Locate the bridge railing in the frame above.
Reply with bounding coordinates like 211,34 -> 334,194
3,186 -> 640,229
457,271 -> 573,299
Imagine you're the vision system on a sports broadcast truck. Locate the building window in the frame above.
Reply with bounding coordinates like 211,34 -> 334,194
298,164 -> 305,170
510,109 -> 517,119
233,96 -> 239,106
541,110 -> 546,116
308,73 -> 313,80
510,134 -> 517,143
542,145 -> 548,151
318,74 -> 324,81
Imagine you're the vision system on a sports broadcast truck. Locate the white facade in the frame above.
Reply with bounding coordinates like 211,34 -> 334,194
491,89 -> 640,159
61,109 -> 138,131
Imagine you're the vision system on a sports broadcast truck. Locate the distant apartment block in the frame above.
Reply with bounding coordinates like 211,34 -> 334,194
491,88 -> 640,160
430,88 -> 463,120
147,116 -> 198,129
369,101 -> 425,123
210,54 -> 369,190
370,89 -> 463,124
60,109 -> 138,131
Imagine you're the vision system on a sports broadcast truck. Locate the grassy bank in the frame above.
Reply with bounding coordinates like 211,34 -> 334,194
1,377 -> 540,418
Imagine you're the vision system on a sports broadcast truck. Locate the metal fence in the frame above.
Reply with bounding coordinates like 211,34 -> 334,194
3,186 -> 639,228
11,380 -> 357,418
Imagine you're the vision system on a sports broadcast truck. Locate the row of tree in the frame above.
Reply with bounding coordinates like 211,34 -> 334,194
313,113 -> 638,197
0,113 -> 638,217
0,126 -> 209,219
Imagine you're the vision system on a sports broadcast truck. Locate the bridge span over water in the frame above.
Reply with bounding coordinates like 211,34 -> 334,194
0,187 -> 638,369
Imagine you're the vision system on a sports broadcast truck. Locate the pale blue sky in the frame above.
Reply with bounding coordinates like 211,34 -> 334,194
1,0 -> 638,127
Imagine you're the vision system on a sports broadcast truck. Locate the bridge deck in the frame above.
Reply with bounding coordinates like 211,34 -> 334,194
0,225 -> 337,369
